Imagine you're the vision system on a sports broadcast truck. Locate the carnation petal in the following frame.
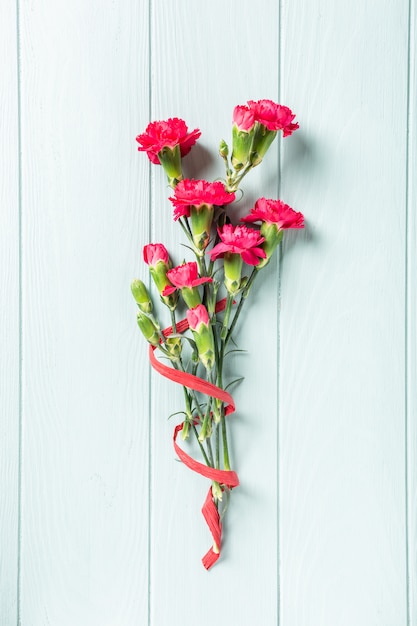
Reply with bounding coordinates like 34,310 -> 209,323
180,128 -> 202,156
209,242 -> 230,260
162,285 -> 176,296
241,248 -> 266,265
173,205 -> 191,221
192,276 -> 213,287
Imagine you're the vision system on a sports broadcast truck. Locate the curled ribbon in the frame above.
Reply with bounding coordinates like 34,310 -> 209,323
148,298 -> 239,569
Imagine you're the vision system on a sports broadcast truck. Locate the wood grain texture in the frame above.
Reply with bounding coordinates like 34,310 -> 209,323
279,0 -> 409,624
1,1 -> 415,624
407,0 -> 417,621
0,2 -> 20,624
148,2 -> 281,624
19,1 -> 150,624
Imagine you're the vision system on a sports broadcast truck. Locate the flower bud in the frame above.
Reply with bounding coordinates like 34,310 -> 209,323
219,139 -> 229,158
137,312 -> 160,346
143,244 -> 179,310
131,279 -> 153,313
163,261 -> 212,309
186,305 -> 215,370
231,105 -> 256,170
232,125 -> 255,171
149,267 -> 179,310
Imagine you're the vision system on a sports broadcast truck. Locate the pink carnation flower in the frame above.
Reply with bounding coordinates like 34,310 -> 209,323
242,198 -> 304,229
169,179 -> 236,220
209,224 -> 266,266
143,243 -> 170,267
247,99 -> 299,136
186,304 -> 210,332
232,105 -> 256,132
136,118 -> 201,164
162,262 -> 212,296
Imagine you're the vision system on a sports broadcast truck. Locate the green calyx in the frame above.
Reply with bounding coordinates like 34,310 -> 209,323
149,263 -> 170,293
180,286 -> 202,309
224,253 -> 243,295
191,324 -> 215,371
149,264 -> 178,310
231,124 -> 255,171
256,223 -> 284,270
157,145 -> 183,185
249,125 -> 277,167
190,205 -> 214,251
161,292 -> 179,311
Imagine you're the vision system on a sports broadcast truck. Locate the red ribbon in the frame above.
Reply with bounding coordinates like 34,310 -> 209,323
148,298 -> 239,569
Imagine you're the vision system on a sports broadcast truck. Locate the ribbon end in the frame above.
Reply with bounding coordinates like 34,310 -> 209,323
202,548 -> 220,570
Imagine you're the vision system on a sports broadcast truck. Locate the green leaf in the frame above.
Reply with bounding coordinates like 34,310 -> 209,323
168,411 -> 187,420
224,348 -> 247,358
180,243 -> 196,254
225,377 -> 244,392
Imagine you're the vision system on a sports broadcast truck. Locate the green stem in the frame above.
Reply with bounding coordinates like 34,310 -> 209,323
206,437 -> 214,467
215,352 -> 230,472
215,423 -> 220,469
226,162 -> 253,193
199,396 -> 213,442
154,337 -> 214,470
221,407 -> 231,471
215,294 -> 236,472
182,378 -> 214,468
173,354 -> 204,422
178,217 -> 193,243
208,210 -> 227,275
199,253 -> 208,277
192,423 -> 212,466
225,268 -> 258,345
173,358 -> 211,459
220,150 -> 232,179
220,293 -> 234,340
170,309 -> 177,334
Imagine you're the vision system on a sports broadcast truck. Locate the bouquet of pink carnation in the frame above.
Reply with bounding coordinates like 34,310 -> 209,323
132,100 -> 304,569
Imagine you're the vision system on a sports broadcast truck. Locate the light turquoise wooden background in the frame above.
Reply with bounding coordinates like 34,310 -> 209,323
1,0 -> 416,624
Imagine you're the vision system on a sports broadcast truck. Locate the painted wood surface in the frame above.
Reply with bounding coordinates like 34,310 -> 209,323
279,0 -> 411,623
18,1 -> 150,624
408,0 -> 417,620
0,0 -> 415,624
0,2 -> 19,623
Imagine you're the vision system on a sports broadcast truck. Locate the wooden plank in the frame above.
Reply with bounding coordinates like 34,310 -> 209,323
19,1 -> 150,623
279,0 -> 409,623
148,2 -> 281,624
0,2 -> 20,624
407,0 -> 417,621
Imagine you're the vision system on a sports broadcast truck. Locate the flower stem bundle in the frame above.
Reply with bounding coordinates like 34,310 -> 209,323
133,99 -> 304,569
